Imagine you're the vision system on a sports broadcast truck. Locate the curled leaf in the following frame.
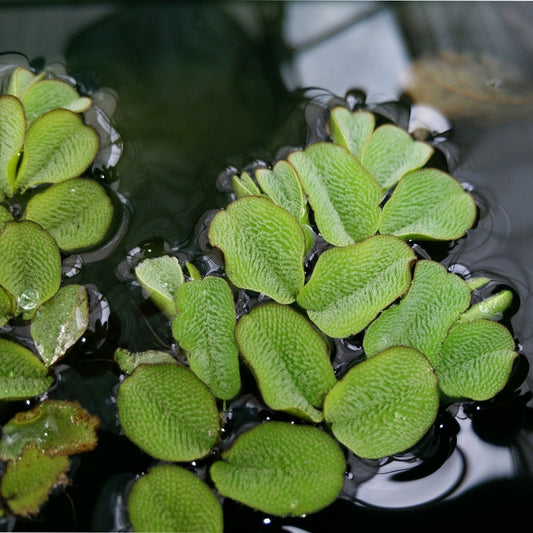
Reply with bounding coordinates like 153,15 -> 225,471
114,348 -> 177,375
208,196 -> 306,304
329,107 -> 375,159
172,276 -> 241,400
235,303 -> 336,422
210,421 -> 345,517
324,346 -> 439,459
232,171 -> 261,198
459,289 -> 513,323
297,235 -> 416,338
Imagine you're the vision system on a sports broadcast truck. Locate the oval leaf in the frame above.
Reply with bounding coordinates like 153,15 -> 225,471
0,338 -> 53,401
0,95 -> 26,196
235,303 -> 336,422
0,400 -> 99,461
324,346 -> 439,459
134,255 -> 184,318
329,107 -> 375,159
297,235 -> 416,338
117,363 -> 220,462
14,109 -> 99,193
128,464 -> 223,533
114,348 -> 177,375
30,284 -> 89,367
20,79 -> 91,123
208,196 -> 306,304
361,124 -> 434,190
172,276 -> 240,400
0,220 -> 61,318
1,446 -> 70,518
363,260 -> 471,365
436,319 -> 518,400
210,421 -> 345,517
379,168 -> 477,240
24,178 -> 114,252
288,142 -> 382,246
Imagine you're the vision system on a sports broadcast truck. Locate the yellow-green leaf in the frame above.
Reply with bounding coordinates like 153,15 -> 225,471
329,106 -> 375,159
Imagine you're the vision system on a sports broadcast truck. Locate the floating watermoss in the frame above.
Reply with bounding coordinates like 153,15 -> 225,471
113,347 -> 177,375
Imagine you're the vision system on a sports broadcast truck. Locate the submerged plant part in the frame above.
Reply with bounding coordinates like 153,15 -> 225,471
123,99 -> 520,529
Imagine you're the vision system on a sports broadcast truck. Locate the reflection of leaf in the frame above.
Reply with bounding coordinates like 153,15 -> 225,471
128,464 -> 223,533
324,346 -> 439,459
235,303 -> 336,422
210,421 -> 345,517
405,52 -> 533,123
1,446 -> 70,518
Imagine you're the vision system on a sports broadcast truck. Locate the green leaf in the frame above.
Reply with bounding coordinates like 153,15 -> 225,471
0,205 -> 13,227
436,319 -> 518,401
329,106 -> 375,159
210,421 -> 345,517
208,196 -> 306,304
363,260 -> 471,365
232,171 -> 262,198
379,168 -> 477,240
117,363 -> 219,462
172,276 -> 241,400
113,348 -> 177,375
7,67 -> 44,98
288,142 -> 382,246
0,95 -> 26,197
128,464 -> 223,533
20,79 -> 92,123
0,338 -> 53,401
0,400 -> 99,461
30,284 -> 89,367
0,220 -> 61,319
459,289 -> 513,323
24,178 -> 114,252
134,255 -> 184,318
0,285 -> 15,327
235,303 -> 336,422
14,109 -> 99,193
1,446 -> 70,517
324,346 -> 439,459
361,124 -> 434,190
297,235 -> 416,338
466,276 -> 491,291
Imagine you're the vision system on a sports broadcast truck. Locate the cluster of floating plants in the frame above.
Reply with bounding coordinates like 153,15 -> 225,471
121,105 -> 518,529
0,60 -> 521,532
0,65 -> 116,520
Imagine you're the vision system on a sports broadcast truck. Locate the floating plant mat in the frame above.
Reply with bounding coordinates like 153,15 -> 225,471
0,52 -> 529,533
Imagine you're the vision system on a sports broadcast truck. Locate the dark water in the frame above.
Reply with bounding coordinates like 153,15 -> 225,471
1,2 -> 533,531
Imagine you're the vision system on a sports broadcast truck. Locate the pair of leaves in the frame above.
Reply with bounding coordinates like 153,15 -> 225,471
0,400 -> 99,517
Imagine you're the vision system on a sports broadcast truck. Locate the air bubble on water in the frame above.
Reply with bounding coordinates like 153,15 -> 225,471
17,289 -> 39,311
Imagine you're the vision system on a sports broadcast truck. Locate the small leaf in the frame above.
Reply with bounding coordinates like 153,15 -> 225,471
466,276 -> 491,291
297,235 -> 416,338
14,109 -> 99,193
30,284 -> 89,367
0,338 -> 53,401
288,142 -> 382,246
114,348 -> 177,375
0,220 -> 61,319
172,276 -> 241,400
0,95 -> 26,196
208,196 -> 306,304
20,79 -> 91,123
329,107 -> 375,159
0,400 -> 99,461
436,319 -> 518,401
379,168 -> 477,240
128,464 -> 223,533
1,446 -> 70,518
134,255 -> 184,318
235,303 -> 336,422
210,421 -> 345,517
24,178 -> 114,252
232,171 -> 262,198
324,346 -> 439,459
361,124 -> 434,190
117,363 -> 220,462
7,67 -> 44,98
459,289 -> 513,323
363,260 -> 471,365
